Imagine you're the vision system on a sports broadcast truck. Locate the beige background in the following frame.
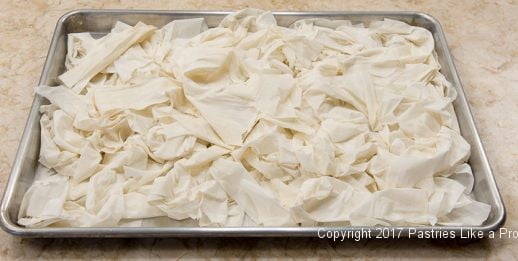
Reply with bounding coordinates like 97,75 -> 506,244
0,0 -> 517,259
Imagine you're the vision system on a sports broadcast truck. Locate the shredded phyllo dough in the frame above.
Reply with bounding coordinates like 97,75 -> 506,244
19,9 -> 491,228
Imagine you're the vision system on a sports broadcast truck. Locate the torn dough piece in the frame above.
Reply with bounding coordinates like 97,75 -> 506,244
59,22 -> 156,92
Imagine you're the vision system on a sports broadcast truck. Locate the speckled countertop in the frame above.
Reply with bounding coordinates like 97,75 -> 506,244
0,0 -> 517,259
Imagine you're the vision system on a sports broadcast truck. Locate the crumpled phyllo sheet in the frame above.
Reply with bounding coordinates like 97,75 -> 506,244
19,9 -> 491,228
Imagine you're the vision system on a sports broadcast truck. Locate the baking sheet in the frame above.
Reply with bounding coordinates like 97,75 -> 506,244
0,10 -> 506,237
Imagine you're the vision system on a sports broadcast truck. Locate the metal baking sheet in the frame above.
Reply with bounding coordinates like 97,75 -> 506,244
0,10 -> 506,238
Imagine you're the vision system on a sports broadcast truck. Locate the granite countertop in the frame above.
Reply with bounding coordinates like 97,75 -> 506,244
0,0 -> 517,259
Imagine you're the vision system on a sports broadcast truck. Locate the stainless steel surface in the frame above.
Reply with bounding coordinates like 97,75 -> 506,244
0,9 -> 506,238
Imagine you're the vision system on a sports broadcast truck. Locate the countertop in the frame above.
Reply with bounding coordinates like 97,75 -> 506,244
0,0 -> 517,259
